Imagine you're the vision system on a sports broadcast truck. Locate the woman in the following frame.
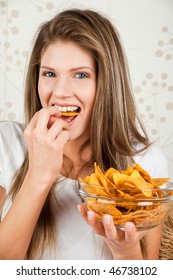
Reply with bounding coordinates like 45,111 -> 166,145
0,8 -> 168,260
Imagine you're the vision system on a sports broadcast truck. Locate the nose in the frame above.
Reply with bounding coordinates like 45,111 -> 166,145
52,76 -> 72,98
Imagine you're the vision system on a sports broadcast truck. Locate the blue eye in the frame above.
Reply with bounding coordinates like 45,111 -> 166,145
75,73 -> 88,78
43,71 -> 56,77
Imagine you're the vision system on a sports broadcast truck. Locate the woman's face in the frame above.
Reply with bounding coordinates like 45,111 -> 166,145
38,41 -> 96,142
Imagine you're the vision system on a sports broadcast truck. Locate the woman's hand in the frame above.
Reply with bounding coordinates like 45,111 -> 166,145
24,106 -> 70,187
78,203 -> 147,260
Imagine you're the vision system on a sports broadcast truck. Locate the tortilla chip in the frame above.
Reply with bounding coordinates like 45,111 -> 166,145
60,111 -> 79,116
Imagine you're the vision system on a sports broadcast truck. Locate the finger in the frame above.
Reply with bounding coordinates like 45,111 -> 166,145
24,107 -> 61,145
102,214 -> 124,241
47,115 -> 60,129
25,107 -> 60,132
24,112 -> 40,143
24,111 -> 39,131
77,204 -> 88,222
47,119 -> 70,140
124,222 -> 137,242
78,206 -> 105,236
54,130 -> 70,149
87,210 -> 105,236
36,107 -> 61,131
47,106 -> 62,128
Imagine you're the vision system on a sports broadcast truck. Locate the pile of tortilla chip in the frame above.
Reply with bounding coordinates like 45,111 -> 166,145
79,163 -> 171,228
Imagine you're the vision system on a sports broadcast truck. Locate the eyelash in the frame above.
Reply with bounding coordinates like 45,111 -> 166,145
42,71 -> 56,77
74,73 -> 88,79
41,71 -> 89,79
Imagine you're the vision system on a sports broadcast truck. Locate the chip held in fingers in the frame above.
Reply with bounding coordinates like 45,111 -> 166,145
60,111 -> 79,116
78,163 -> 173,230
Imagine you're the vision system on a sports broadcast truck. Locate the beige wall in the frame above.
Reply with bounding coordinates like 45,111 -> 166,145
0,0 -> 173,180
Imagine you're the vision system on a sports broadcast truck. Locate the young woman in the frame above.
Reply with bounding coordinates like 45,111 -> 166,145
0,8 -> 168,260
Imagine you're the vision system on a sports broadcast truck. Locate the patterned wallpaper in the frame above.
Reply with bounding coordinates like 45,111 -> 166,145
0,0 -> 173,179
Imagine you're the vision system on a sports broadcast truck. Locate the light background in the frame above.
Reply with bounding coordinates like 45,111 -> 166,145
0,0 -> 173,179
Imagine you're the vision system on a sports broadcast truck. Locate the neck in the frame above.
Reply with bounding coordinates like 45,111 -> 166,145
62,139 -> 93,179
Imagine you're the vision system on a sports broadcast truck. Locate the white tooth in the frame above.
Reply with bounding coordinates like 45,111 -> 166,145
54,105 -> 79,112
55,105 -> 62,111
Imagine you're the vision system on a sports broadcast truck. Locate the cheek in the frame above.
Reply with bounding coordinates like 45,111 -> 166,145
87,87 -> 96,108
83,91 -> 96,120
81,82 -> 96,104
38,81 -> 51,106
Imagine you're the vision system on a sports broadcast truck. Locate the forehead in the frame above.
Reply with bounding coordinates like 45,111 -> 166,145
41,41 -> 95,68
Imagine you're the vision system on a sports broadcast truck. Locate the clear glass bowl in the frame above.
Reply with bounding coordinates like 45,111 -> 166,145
78,181 -> 173,231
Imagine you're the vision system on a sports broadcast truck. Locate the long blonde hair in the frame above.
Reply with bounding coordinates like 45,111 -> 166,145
7,8 -> 150,259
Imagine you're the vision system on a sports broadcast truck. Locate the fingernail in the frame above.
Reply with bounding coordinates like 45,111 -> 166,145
126,222 -> 133,231
104,215 -> 111,224
88,211 -> 94,221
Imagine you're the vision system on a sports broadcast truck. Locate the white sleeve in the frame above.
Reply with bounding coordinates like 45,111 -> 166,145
133,144 -> 168,179
0,121 -> 26,191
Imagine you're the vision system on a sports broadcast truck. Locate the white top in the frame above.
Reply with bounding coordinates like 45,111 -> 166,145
0,121 -> 169,259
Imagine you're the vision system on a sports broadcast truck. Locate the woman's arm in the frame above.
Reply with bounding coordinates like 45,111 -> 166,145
0,175 -> 52,259
144,224 -> 163,259
0,107 -> 70,260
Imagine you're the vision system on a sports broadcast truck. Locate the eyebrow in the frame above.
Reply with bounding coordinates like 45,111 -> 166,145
40,66 -> 95,73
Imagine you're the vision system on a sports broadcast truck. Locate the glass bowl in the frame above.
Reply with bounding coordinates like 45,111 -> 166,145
78,181 -> 173,231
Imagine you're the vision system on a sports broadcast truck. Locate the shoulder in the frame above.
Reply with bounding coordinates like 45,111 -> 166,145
0,120 -> 26,159
0,120 -> 25,145
0,120 -> 24,136
133,143 -> 168,178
